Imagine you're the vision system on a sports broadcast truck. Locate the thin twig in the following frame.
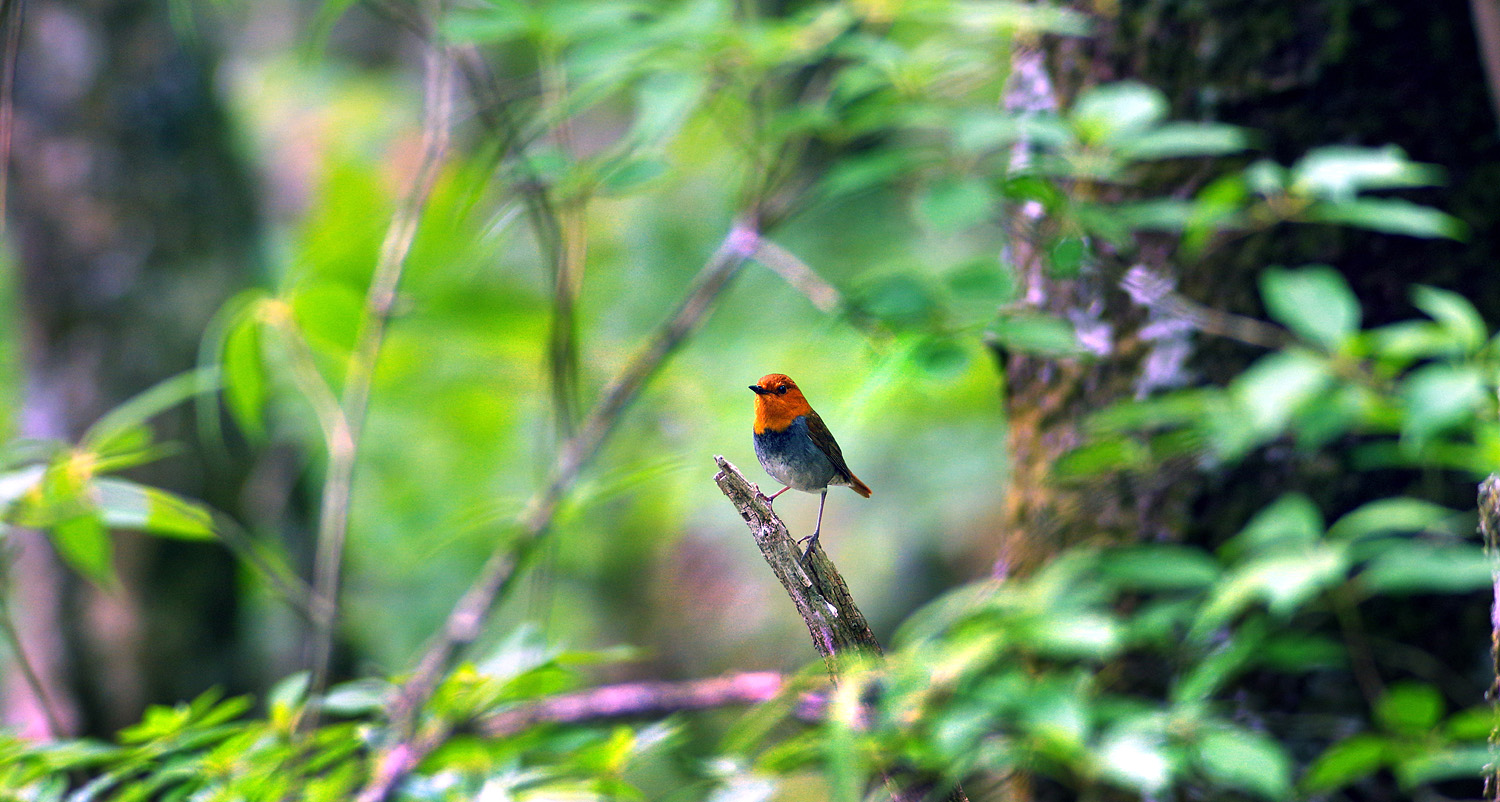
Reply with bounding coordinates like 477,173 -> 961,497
304,36 -> 455,722
0,0 -> 24,230
210,511 -> 314,619
751,238 -> 842,314
356,223 -> 761,802
1121,265 -> 1288,350
0,569 -> 63,739
477,671 -> 807,737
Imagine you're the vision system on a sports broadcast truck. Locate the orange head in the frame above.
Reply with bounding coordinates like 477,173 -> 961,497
749,373 -> 814,434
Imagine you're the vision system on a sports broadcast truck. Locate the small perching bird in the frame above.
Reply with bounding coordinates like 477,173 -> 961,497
749,373 -> 871,557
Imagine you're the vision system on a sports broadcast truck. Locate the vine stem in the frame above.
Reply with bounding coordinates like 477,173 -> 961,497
303,34 -> 455,725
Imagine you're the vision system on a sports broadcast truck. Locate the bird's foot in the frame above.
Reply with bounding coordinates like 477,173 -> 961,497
797,532 -> 821,564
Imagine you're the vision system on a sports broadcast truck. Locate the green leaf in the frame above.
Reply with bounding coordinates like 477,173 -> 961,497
1097,729 -> 1173,793
50,513 -> 112,584
1055,438 -> 1148,477
1303,734 -> 1386,792
1243,160 -> 1289,195
1359,542 -> 1492,594
1229,350 -> 1332,439
223,309 -> 268,440
1225,493 -> 1323,558
1400,363 -> 1485,446
1196,545 -> 1346,635
1099,545 -> 1220,591
92,478 -> 215,541
440,0 -> 533,44
1290,145 -> 1443,201
1411,285 -> 1487,352
953,1 -> 1092,37
599,157 -> 669,196
80,369 -> 218,455
1046,236 -> 1087,277
631,72 -> 705,145
1327,498 -> 1457,541
1364,320 -> 1462,362
857,275 -> 937,329
988,313 -> 1082,357
916,177 -> 997,232
0,465 -> 44,515
1310,198 -> 1465,240
321,679 -> 392,716
1195,725 -> 1292,800
1259,266 -> 1360,350
1396,744 -> 1491,787
1115,122 -> 1249,161
952,111 -> 1071,155
1376,681 -> 1444,734
1070,82 -> 1167,145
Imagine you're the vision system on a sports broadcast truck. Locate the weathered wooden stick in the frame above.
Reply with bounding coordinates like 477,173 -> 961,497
713,455 -> 881,674
714,455 -> 969,802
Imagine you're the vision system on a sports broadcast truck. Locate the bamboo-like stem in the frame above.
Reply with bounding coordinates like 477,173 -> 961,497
303,37 -> 455,722
355,223 -> 760,802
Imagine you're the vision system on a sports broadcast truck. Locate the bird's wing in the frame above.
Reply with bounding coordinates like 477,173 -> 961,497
802,411 -> 858,483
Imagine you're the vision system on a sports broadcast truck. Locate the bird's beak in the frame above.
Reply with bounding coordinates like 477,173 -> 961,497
749,385 -> 768,395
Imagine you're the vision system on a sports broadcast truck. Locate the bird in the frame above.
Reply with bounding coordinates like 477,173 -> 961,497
749,373 -> 871,558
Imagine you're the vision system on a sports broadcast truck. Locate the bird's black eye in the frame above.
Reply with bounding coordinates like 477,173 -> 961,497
776,385 -> 788,394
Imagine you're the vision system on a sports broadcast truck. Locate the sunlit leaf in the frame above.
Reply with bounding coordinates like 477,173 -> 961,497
1303,734 -> 1386,792
1396,744 -> 1491,787
1097,729 -> 1173,793
1196,546 -> 1345,635
92,478 -> 215,541
1327,498 -> 1457,541
1070,82 -> 1167,145
988,312 -> 1082,356
1224,493 -> 1323,558
0,464 -> 43,515
1411,285 -> 1487,352
1259,266 -> 1360,350
632,72 -> 705,145
1229,350 -> 1332,438
1290,146 -> 1442,201
223,308 -> 268,440
1099,545 -> 1220,590
1358,542 -> 1491,594
1376,681 -> 1444,734
1310,198 -> 1465,240
1115,122 -> 1249,161
1400,362 -> 1485,446
50,512 -> 112,584
1194,725 -> 1292,800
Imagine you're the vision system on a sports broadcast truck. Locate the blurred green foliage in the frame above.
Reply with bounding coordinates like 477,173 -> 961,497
0,0 -> 1491,799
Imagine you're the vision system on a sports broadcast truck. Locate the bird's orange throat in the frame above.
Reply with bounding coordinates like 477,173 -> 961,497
753,392 -> 810,434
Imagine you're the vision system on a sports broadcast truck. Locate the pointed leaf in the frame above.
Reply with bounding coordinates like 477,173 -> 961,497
92,478 -> 215,540
1260,266 -> 1360,350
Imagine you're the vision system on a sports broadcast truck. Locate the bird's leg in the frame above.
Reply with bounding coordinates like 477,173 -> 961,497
798,489 -> 828,561
765,485 -> 791,507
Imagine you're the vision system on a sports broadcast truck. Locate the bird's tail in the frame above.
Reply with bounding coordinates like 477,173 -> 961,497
847,473 -> 872,498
